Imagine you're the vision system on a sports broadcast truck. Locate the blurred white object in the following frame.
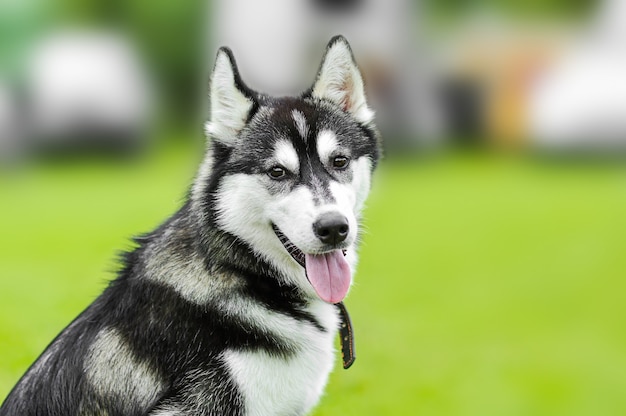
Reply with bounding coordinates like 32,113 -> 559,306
529,0 -> 626,149
212,0 -> 443,147
27,31 -> 153,150
213,0 -> 312,96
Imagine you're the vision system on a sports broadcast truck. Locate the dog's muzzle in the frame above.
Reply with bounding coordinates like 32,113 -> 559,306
272,223 -> 351,304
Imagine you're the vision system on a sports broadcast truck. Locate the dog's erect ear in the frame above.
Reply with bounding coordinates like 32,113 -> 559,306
310,36 -> 374,125
205,48 -> 255,143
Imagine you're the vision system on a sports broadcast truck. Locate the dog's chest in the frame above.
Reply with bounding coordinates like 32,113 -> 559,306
223,303 -> 339,416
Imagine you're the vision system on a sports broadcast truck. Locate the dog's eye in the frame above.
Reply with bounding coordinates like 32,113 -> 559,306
332,156 -> 350,170
268,166 -> 288,179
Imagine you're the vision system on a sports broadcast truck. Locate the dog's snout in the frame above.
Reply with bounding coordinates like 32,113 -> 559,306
313,212 -> 349,245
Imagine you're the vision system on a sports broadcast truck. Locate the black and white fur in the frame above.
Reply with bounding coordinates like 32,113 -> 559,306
0,36 -> 381,416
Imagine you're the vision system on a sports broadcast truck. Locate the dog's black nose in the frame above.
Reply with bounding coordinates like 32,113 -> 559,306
313,212 -> 349,245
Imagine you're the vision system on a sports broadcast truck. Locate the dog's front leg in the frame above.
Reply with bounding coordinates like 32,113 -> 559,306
146,371 -> 245,416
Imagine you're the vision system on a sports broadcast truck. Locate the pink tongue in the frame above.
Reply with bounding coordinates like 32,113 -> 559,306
305,251 -> 351,304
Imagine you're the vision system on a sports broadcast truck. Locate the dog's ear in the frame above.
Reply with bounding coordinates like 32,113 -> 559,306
205,48 -> 255,144
310,36 -> 374,125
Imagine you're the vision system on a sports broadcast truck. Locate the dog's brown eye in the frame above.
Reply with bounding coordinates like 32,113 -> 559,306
268,166 -> 287,179
332,156 -> 350,170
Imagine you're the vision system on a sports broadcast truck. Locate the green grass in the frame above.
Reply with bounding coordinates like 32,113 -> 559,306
2,145 -> 626,415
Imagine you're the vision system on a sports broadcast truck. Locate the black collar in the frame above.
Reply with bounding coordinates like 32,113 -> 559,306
336,302 -> 355,369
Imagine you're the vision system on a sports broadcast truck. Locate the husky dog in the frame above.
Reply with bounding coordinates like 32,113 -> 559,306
0,36 -> 381,416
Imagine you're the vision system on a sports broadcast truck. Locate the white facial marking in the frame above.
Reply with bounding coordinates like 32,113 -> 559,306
85,327 -> 164,409
214,174 -> 312,289
212,151 -> 374,299
274,140 -> 299,174
316,130 -> 338,164
291,109 -> 309,141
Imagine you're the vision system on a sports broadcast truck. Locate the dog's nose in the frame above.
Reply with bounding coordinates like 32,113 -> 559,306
313,212 -> 349,245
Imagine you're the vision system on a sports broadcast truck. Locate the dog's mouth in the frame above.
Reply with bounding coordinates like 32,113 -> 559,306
273,224 -> 306,268
272,224 -> 351,304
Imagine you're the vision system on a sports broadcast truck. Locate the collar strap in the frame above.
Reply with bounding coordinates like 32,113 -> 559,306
335,301 -> 355,369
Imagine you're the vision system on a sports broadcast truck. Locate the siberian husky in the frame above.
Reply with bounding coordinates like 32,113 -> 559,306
0,35 -> 381,416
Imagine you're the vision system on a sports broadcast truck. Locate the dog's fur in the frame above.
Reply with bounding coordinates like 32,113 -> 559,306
0,36 -> 381,416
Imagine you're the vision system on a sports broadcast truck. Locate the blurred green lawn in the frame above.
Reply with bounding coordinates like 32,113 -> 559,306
1,143 -> 626,415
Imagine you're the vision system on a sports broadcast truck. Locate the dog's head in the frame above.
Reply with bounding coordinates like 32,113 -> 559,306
194,36 -> 381,303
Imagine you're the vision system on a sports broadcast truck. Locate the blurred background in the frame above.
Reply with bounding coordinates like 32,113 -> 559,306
1,0 -> 626,414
